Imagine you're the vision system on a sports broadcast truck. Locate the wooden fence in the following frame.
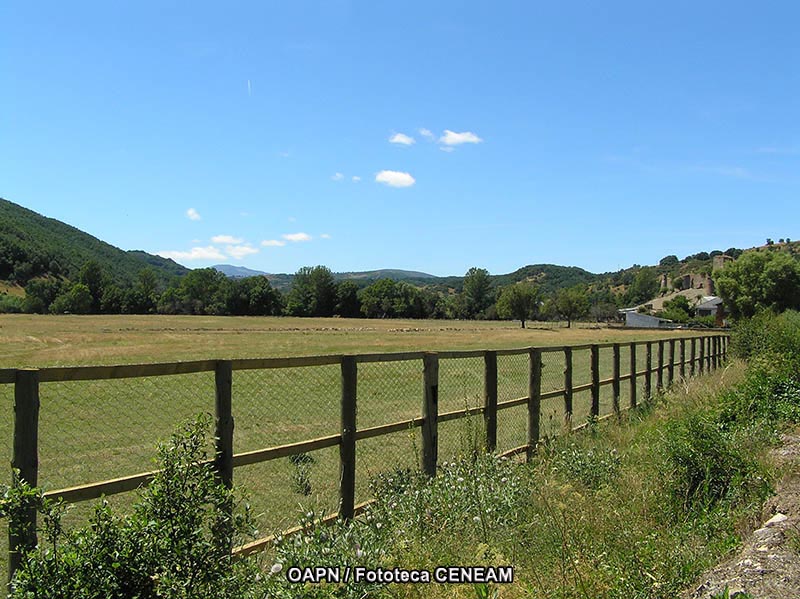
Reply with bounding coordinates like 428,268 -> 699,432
2,333 -> 729,580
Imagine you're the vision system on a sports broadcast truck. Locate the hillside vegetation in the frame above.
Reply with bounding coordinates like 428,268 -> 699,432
0,198 -> 187,286
4,197 -> 798,325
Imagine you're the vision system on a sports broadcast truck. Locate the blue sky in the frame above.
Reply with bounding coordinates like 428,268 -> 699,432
2,1 -> 798,276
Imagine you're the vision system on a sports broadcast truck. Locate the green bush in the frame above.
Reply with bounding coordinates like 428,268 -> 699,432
7,416 -> 259,599
660,414 -> 770,515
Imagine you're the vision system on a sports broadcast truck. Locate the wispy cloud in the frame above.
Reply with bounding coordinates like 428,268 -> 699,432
331,172 -> 344,181
439,146 -> 455,153
247,79 -> 252,97
320,233 -> 332,239
226,244 -> 259,259
439,130 -> 483,146
419,128 -> 435,140
375,170 -> 416,188
186,208 -> 201,221
158,246 -> 225,261
389,132 -> 415,145
352,176 -> 361,182
212,235 -> 244,244
283,232 -> 312,242
261,239 -> 287,247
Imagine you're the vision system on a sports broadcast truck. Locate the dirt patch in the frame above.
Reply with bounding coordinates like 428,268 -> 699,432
685,430 -> 800,599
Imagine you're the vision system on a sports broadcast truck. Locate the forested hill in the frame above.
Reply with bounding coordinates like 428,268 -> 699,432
0,198 -> 188,285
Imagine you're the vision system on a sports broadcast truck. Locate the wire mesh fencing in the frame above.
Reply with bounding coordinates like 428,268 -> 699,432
1,334 -> 729,579
438,356 -> 485,462
38,372 -> 215,492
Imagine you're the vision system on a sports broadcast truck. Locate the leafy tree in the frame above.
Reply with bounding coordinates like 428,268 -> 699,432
335,281 -> 361,318
50,283 -> 93,314
100,284 -> 125,314
23,278 -> 62,313
177,268 -> 230,315
659,255 -> 679,267
285,266 -> 337,317
716,251 -> 800,318
462,267 -> 492,318
590,302 -> 618,322
660,295 -> 692,323
554,286 -> 590,328
78,260 -> 105,313
626,267 -> 659,305
359,279 -> 423,318
496,283 -> 540,328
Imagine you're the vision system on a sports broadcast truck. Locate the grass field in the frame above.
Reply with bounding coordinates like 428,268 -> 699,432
0,314 -> 720,578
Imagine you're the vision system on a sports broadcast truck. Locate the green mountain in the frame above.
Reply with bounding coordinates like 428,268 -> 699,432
0,198 -> 188,285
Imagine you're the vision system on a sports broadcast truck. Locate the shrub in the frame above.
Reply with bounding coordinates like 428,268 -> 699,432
660,413 -> 770,515
7,416 -> 259,599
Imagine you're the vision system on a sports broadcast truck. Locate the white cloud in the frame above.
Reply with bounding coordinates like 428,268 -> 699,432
283,232 -> 312,242
157,246 -> 225,261
212,235 -> 244,244
419,128 -> 434,140
439,130 -> 483,146
261,239 -> 287,247
389,133 -> 415,145
352,176 -> 361,182
439,146 -> 455,153
331,172 -> 344,181
186,208 -> 201,221
226,245 -> 259,259
375,170 -> 416,188
320,233 -> 332,239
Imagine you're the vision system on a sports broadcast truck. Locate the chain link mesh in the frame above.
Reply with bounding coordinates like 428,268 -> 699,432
38,372 -> 215,491
356,359 -> 422,504
496,353 -> 528,452
438,356 -> 485,461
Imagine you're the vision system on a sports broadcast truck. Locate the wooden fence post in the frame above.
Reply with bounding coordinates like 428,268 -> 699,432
690,337 -> 697,377
527,348 -> 542,461
699,337 -> 705,374
564,347 -> 573,430
629,343 -> 637,409
612,343 -> 620,417
707,336 -> 713,371
590,345 -> 600,418
422,353 -> 439,477
340,356 -> 357,520
679,339 -> 686,381
483,351 -> 498,453
10,369 -> 40,584
667,340 -> 675,387
656,341 -> 664,391
644,342 -> 652,400
214,361 -> 234,490
713,336 -> 720,369
214,360 -> 234,555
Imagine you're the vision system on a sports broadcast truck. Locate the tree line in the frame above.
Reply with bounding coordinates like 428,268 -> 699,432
0,262 -> 650,326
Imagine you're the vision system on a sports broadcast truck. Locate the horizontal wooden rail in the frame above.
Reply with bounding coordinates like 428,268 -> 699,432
355,351 -> 426,363
232,355 -> 342,370
232,434 -> 341,468
39,360 -> 218,382
354,417 -> 424,441
439,405 -> 486,423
